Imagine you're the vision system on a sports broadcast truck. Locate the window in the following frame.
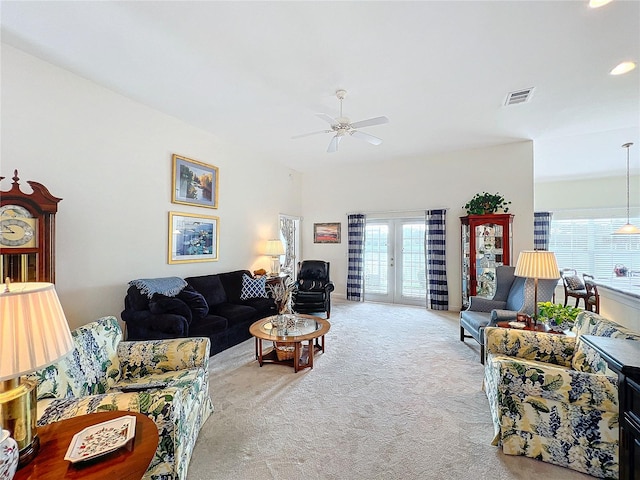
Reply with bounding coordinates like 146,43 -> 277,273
549,216 -> 640,278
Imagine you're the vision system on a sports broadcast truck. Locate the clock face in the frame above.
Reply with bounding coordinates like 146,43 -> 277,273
0,205 -> 37,248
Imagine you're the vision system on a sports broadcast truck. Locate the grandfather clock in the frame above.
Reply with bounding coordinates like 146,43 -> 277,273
0,170 -> 62,283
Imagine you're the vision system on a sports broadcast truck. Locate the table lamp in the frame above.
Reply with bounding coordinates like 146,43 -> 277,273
0,281 -> 74,467
264,239 -> 285,275
514,250 -> 560,326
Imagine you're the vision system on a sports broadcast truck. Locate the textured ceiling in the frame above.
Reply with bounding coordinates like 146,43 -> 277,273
1,1 -> 639,180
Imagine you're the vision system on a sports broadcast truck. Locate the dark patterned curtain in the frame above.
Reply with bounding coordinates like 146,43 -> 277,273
347,214 -> 366,301
534,212 -> 552,251
425,209 -> 448,310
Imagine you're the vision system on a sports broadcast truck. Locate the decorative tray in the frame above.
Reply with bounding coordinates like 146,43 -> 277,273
508,321 -> 526,329
64,415 -> 136,463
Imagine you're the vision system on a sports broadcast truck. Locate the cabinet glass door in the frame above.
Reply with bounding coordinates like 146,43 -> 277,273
461,214 -> 513,309
474,223 -> 504,298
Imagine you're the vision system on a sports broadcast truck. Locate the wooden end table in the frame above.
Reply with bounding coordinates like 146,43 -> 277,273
250,314 -> 330,372
15,411 -> 159,480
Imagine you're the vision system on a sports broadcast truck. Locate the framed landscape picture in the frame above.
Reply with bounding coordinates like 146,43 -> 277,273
314,223 -> 341,243
168,212 -> 219,264
172,154 -> 219,209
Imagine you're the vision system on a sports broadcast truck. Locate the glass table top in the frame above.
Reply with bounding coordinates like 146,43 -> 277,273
258,314 -> 322,338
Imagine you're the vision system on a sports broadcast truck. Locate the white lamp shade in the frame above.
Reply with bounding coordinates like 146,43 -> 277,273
264,239 -> 285,256
514,251 -> 561,280
0,282 -> 74,380
613,223 -> 640,235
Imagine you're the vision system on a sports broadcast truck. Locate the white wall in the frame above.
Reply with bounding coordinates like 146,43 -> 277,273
2,46 -> 537,325
1,45 -> 302,329
535,175 -> 639,213
300,142 -> 536,311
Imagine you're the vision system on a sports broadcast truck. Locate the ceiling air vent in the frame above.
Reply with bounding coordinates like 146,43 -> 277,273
504,87 -> 534,106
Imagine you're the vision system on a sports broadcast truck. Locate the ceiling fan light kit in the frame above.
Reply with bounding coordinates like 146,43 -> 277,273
292,89 -> 389,153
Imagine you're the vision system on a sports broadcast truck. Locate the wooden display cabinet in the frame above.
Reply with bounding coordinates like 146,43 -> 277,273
461,214 -> 514,309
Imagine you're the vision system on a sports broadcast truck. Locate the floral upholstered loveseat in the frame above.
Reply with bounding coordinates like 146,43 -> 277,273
30,316 -> 213,480
484,311 -> 640,479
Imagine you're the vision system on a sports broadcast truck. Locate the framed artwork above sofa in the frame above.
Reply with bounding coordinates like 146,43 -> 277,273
168,211 -> 219,264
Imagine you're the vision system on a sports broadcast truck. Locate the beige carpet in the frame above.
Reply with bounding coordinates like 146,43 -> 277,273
187,300 -> 593,480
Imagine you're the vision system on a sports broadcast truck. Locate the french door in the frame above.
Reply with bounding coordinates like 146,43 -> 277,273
364,218 -> 426,306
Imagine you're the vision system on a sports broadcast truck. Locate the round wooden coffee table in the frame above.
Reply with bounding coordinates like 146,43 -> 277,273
250,314 -> 330,372
15,411 -> 158,480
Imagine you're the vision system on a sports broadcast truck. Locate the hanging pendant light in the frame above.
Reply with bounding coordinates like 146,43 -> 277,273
613,142 -> 640,235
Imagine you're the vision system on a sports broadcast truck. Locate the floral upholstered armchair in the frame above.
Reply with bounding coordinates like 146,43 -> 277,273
30,316 -> 213,480
484,311 -> 640,479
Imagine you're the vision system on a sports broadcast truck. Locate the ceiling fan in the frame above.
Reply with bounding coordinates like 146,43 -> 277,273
292,89 -> 389,153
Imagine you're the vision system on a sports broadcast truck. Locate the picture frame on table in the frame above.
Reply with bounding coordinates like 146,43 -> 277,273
313,222 -> 341,244
171,154 -> 219,209
168,212 -> 219,264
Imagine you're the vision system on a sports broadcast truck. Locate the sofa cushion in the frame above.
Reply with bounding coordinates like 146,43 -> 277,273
241,296 -> 276,315
186,275 -> 228,307
240,274 -> 268,300
217,270 -> 252,303
209,303 -> 256,326
149,294 -> 192,324
177,285 -> 209,320
190,314 -> 228,337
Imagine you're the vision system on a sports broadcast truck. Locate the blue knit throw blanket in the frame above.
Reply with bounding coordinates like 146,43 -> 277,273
129,276 -> 187,298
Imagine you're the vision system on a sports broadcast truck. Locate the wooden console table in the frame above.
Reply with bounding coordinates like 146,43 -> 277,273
15,411 -> 159,480
580,335 -> 640,480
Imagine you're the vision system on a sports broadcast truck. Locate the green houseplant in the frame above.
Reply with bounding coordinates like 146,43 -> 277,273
537,302 -> 581,331
463,192 -> 511,215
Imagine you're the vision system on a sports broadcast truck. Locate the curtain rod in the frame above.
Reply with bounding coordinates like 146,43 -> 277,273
346,207 -> 450,215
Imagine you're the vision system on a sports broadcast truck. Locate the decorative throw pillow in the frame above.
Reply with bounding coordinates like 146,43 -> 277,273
177,285 -> 209,320
565,275 -> 584,290
240,274 -> 268,300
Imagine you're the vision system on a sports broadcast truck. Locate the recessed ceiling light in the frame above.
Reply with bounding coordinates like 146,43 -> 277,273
589,0 -> 613,8
610,61 -> 637,75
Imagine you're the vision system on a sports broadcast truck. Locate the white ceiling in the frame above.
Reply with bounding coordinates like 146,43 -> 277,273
1,0 -> 639,181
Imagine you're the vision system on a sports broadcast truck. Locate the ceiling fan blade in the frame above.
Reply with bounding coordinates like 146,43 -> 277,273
316,113 -> 339,126
350,116 -> 389,129
291,130 -> 329,139
327,135 -> 341,153
351,130 -> 383,146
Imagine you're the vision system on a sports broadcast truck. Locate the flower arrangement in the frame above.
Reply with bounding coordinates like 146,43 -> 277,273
463,192 -> 511,215
267,276 -> 297,314
614,264 -> 628,277
537,302 -> 581,331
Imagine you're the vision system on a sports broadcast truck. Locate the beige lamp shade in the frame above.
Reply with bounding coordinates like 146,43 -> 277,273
264,239 -> 285,256
0,282 -> 74,380
514,251 -> 560,280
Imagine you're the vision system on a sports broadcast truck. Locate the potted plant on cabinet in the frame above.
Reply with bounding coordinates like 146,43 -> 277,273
463,192 -> 511,215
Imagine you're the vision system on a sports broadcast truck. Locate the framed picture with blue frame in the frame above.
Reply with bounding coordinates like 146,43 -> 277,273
168,212 -> 219,264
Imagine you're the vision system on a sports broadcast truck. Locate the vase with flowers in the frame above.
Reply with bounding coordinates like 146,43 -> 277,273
267,276 -> 296,315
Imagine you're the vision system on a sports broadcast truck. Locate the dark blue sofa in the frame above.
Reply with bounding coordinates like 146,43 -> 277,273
121,270 -> 276,356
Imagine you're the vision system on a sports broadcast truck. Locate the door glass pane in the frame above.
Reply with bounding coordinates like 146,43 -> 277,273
401,223 -> 426,299
364,224 -> 388,295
